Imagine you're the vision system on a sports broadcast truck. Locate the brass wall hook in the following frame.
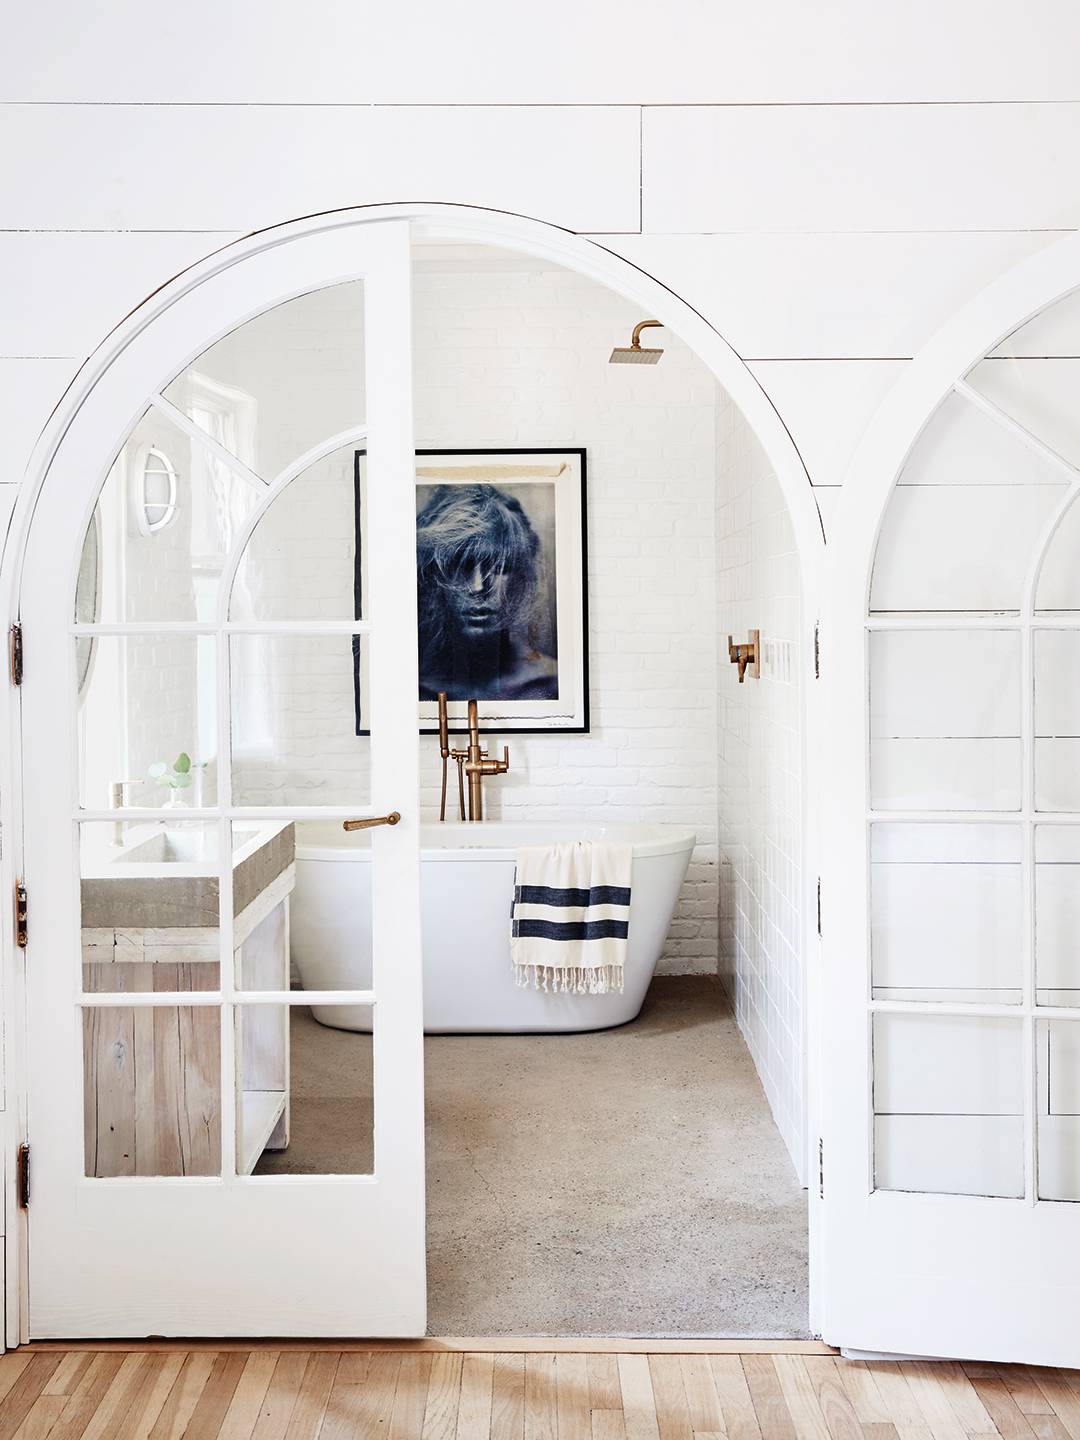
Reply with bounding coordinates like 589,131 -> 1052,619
728,630 -> 760,683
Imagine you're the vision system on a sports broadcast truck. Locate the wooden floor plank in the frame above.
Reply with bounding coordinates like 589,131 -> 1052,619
708,1358 -> 763,1440
861,1367 -> 933,1440
799,1358 -> 864,1440
19,1351 -> 1080,1440
8,1395 -> 67,1440
524,1355 -> 558,1440
249,1354 -> 311,1440
281,1354 -> 339,1440
741,1356 -> 798,1440
1026,1418 -> 1073,1440
995,1371 -> 1054,1419
964,1376 -> 1037,1440
680,1357 -> 725,1436
588,1359 -> 623,1416
617,1356 -> 661,1440
1029,1375 -> 1080,1440
50,1354 -> 130,1440
147,1353 -> 218,1440
320,1352 -> 401,1440
836,1367 -> 891,1429
216,1353 -> 281,1440
0,1355 -> 63,1440
649,1356 -> 694,1440
862,1426 -> 901,1440
115,1355 -> 189,1440
389,1354 -> 433,1440
0,1360 -> 34,1413
40,1356 -> 90,1401
922,1365 -> 997,1438
903,1365 -> 973,1440
421,1354 -> 463,1440
69,1353 -> 153,1440
180,1353 -> 251,1440
490,1355 -> 524,1440
557,1355 -> 592,1440
457,1355 -> 494,1440
18,1343 -> 839,1358
593,1411 -> 627,1440
772,1356 -> 832,1440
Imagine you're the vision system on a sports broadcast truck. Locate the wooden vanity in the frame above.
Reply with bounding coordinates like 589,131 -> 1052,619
80,822 -> 295,1178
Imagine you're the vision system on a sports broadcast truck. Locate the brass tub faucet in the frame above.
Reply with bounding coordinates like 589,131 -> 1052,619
437,692 -> 509,821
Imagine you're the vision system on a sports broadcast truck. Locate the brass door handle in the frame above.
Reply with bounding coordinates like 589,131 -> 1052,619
343,812 -> 401,831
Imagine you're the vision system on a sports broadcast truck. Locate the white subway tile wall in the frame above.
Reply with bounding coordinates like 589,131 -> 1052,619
715,390 -> 804,1175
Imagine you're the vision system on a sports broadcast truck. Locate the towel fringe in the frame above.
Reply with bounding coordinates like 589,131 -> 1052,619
513,961 -> 624,996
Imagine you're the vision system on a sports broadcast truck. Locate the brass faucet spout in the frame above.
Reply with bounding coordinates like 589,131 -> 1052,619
463,698 -> 510,822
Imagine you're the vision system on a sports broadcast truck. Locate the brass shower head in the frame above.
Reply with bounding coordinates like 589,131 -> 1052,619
609,320 -> 664,364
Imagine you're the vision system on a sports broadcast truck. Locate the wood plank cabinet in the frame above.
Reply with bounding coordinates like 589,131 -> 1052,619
81,835 -> 295,1178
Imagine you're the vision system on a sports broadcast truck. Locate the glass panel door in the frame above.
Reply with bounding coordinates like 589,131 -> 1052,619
823,283 -> 1080,1363
19,219 -> 425,1338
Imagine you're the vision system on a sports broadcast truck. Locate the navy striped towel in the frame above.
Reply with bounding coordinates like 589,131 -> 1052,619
510,839 -> 633,994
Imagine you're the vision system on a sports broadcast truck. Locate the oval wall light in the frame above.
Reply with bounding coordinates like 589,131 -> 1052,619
132,443 -> 180,536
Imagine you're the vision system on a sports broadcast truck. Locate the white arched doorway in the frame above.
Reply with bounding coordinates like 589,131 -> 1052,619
821,230 -> 1080,1363
2,205 -> 824,1342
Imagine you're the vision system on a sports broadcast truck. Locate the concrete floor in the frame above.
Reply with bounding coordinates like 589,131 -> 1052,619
255,979 -> 810,1337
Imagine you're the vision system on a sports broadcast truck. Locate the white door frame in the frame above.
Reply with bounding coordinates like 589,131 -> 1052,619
820,229 -> 1080,1361
0,202 -> 826,1345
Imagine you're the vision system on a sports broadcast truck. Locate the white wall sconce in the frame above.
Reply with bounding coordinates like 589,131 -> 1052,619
132,443 -> 180,536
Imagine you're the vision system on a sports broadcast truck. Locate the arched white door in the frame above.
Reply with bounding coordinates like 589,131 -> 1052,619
821,233 -> 1080,1364
18,218 -> 425,1337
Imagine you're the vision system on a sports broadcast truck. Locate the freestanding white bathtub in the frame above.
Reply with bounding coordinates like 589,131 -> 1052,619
290,821 -> 696,1033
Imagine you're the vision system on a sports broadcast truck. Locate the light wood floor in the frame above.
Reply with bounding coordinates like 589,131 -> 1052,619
0,1343 -> 1076,1440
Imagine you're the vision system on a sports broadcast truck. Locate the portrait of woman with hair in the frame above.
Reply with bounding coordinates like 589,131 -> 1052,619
416,482 -> 559,702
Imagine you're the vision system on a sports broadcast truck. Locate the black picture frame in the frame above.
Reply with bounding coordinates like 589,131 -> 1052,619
354,447 -> 589,736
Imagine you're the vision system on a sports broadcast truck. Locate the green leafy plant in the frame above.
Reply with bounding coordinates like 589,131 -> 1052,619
149,752 -> 206,792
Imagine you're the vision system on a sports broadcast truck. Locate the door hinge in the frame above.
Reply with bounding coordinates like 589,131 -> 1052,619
819,1138 -> 824,1199
817,878 -> 821,937
814,623 -> 819,679
15,880 -> 27,949
17,1144 -> 29,1209
10,623 -> 22,687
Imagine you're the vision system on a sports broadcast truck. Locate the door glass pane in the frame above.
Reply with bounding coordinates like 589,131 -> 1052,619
77,634 -> 217,813
81,821 -> 223,993
230,446 -> 363,622
83,1004 -> 221,1177
233,821 -> 295,991
871,824 -> 1021,1003
869,392 -> 1066,613
229,633 -> 371,806
246,1004 -> 374,1177
873,1013 -> 1023,1197
968,357 -> 1080,473
161,280 -> 366,483
990,289 -> 1080,359
1039,1020 -> 1080,1200
1036,492 -> 1080,612
1035,630 -> 1080,811
869,630 -> 1021,811
289,822 -> 373,994
1036,826 -> 1080,1006
79,407 -> 259,626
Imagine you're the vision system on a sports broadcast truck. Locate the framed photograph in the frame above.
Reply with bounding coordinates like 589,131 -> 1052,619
354,448 -> 588,735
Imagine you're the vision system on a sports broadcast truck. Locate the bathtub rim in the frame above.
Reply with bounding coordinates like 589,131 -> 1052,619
293,820 -> 697,864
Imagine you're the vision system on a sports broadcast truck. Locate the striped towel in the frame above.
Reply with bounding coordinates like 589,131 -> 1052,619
510,840 -> 633,995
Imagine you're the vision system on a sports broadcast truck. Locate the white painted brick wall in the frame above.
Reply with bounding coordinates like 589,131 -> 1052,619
715,388 -> 806,1177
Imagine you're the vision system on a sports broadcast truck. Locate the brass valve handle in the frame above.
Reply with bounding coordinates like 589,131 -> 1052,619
343,812 -> 401,831
480,747 -> 510,776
